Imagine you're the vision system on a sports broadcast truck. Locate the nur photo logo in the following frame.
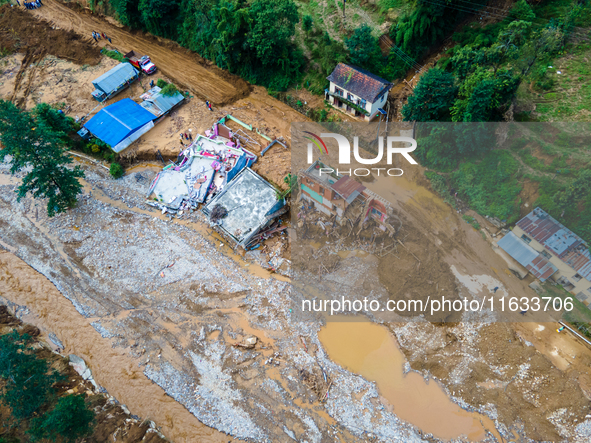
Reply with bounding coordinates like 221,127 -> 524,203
304,131 -> 418,176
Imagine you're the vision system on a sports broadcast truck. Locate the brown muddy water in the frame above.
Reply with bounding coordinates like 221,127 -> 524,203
0,250 -> 232,442
319,320 -> 501,441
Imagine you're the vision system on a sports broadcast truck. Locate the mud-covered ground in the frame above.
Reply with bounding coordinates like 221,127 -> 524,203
0,160 -> 433,442
3,154 -> 591,442
2,2 -> 591,442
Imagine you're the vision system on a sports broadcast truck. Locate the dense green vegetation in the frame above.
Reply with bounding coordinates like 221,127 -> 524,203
402,0 -> 591,244
0,101 -> 84,217
98,0 -> 488,91
0,331 -> 94,441
107,0 -> 306,89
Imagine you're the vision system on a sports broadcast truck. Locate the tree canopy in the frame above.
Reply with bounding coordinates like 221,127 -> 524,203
402,69 -> 458,122
0,100 -> 84,217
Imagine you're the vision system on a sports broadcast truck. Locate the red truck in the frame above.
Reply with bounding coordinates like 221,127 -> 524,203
124,50 -> 157,75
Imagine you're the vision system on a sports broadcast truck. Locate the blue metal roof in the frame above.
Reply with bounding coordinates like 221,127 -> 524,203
84,98 -> 155,148
92,63 -> 138,95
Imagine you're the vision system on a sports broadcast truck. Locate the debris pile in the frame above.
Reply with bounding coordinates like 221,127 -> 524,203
147,117 -> 257,216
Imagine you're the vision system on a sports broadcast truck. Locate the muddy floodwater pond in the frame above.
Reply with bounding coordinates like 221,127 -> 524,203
319,320 -> 501,441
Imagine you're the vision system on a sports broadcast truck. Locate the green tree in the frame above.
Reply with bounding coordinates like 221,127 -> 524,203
138,0 -> 182,38
312,32 -> 348,75
110,0 -> 143,28
555,169 -> 591,211
33,103 -> 75,140
510,0 -> 535,21
28,395 -> 94,442
402,68 -> 458,122
0,100 -> 84,217
302,14 -> 313,32
110,162 -> 125,179
345,25 -> 381,69
211,1 -> 252,71
247,0 -> 299,66
0,331 -> 60,421
160,83 -> 180,96
518,27 -> 564,76
451,68 -> 519,122
394,0 -> 485,57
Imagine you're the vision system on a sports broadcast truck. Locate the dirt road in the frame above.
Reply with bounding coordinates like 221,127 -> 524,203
31,0 -> 250,105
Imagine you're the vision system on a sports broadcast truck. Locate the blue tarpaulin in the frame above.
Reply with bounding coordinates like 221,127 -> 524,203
84,98 -> 156,152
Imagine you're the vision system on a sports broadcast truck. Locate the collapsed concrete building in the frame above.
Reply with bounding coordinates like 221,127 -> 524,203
147,117 -> 286,250
300,160 -> 396,235
203,168 -> 286,248
147,121 -> 257,213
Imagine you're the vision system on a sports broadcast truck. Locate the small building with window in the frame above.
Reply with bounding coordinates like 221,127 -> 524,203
497,207 -> 591,304
325,63 -> 392,121
300,161 -> 365,219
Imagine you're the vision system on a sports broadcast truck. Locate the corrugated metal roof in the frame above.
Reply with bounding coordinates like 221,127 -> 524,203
140,86 -> 184,117
526,255 -> 558,282
327,63 -> 391,103
498,231 -> 558,282
332,175 -> 366,199
498,231 -> 540,267
517,207 -> 591,280
92,63 -> 138,95
84,98 -> 155,148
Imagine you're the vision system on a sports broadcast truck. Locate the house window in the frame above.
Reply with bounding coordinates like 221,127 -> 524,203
319,187 -> 325,196
587,286 -> 591,294
521,234 -> 532,244
573,273 -> 583,282
541,250 -> 551,259
347,93 -> 353,101
335,87 -> 343,96
371,208 -> 381,217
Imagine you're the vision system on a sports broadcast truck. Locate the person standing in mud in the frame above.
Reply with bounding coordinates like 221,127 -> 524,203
92,32 -> 98,43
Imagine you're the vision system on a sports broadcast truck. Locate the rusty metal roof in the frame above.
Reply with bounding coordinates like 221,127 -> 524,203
331,175 -> 366,200
517,207 -> 591,280
526,254 -> 559,282
327,63 -> 391,103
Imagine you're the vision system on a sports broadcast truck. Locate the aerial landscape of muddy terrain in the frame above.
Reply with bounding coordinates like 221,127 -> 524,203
2,0 -> 591,442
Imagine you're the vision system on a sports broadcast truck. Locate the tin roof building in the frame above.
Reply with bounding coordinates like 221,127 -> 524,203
83,98 -> 156,153
498,207 -> 591,303
140,86 -> 185,118
91,63 -> 139,102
